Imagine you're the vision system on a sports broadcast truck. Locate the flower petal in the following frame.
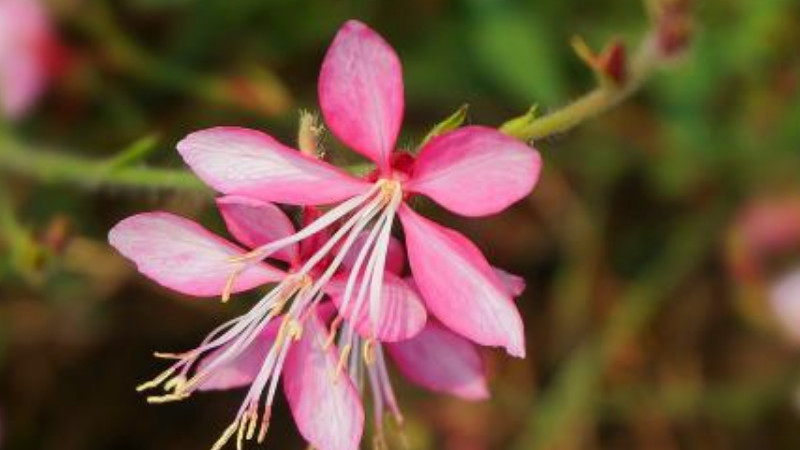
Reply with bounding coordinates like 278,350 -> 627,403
493,267 -> 526,297
177,127 -> 370,205
284,310 -> 364,450
319,20 -> 404,171
339,233 -> 405,275
406,126 -> 541,217
216,195 -> 298,263
387,320 -> 488,400
108,212 -> 284,297
398,205 -> 525,357
197,320 -> 281,391
325,272 -> 426,342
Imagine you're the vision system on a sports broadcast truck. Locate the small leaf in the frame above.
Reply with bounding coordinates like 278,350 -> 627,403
500,105 -> 538,140
106,134 -> 160,170
420,104 -> 469,147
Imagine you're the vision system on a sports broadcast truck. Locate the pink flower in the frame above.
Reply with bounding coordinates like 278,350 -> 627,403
176,20 -> 541,358
0,0 -> 60,118
110,19 -> 539,450
111,199 -> 430,450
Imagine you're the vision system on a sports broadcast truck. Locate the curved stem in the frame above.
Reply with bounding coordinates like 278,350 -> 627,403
0,135 -> 205,192
501,36 -> 663,141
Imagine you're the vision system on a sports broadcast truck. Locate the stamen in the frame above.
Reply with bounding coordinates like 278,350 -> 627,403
236,413 -> 248,450
211,422 -> 238,450
323,316 -> 343,349
257,410 -> 271,443
221,267 -> 242,303
362,339 -> 377,366
163,375 -> 186,392
136,366 -> 178,392
146,392 -> 189,404
334,344 -> 352,381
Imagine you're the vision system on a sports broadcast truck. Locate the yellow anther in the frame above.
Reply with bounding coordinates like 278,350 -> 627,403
164,375 -> 187,393
211,422 -> 238,450
146,392 -> 190,404
362,339 -> 377,366
288,320 -> 304,341
246,408 -> 259,441
153,350 -> 193,360
136,367 -> 177,392
236,413 -> 248,450
222,267 -> 244,303
228,248 -> 262,263
333,344 -> 352,382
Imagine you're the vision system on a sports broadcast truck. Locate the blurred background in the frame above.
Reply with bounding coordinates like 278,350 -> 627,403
1,0 -> 800,448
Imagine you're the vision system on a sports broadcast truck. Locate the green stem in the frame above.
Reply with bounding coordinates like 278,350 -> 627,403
502,36 -> 661,141
511,201 -> 733,450
0,136 -> 206,192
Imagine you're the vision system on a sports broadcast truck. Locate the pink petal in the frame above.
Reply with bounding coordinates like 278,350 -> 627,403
406,126 -> 542,217
319,20 -> 404,172
339,233 -> 405,275
108,212 -> 284,297
197,321 -> 281,391
398,205 -> 525,357
493,267 -> 526,297
325,272 -> 426,342
177,127 -> 370,205
216,195 -> 298,263
387,320 -> 488,400
284,310 -> 364,450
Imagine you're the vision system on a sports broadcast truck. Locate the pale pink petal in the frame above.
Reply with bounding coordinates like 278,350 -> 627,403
284,311 -> 364,450
216,195 -> 298,263
319,20 -> 404,172
325,272 -> 426,342
197,321 -> 281,391
406,126 -> 541,217
339,233 -> 405,275
398,205 -> 525,357
177,127 -> 370,205
108,212 -> 284,297
770,267 -> 800,344
493,267 -> 526,297
387,320 -> 488,400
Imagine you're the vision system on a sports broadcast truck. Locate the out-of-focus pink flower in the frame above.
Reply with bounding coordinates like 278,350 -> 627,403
0,0 -> 60,118
769,267 -> 800,344
177,20 -> 541,358
728,196 -> 800,282
727,196 -> 800,342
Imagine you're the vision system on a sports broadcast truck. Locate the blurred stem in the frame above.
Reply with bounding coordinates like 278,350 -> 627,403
0,135 -> 206,192
512,201 -> 732,450
501,36 -> 662,141
602,366 -> 800,424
